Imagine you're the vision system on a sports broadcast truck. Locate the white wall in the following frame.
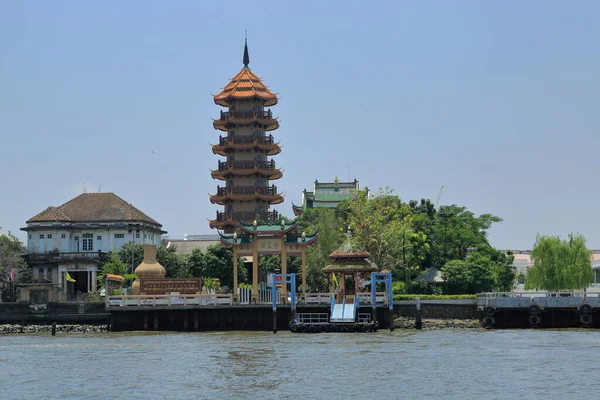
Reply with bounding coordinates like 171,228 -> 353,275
26,224 -> 163,254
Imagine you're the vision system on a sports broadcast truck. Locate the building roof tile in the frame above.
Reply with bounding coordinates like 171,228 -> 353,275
26,193 -> 162,226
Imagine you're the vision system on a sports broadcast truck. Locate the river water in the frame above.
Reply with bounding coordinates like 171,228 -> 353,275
1,329 -> 599,399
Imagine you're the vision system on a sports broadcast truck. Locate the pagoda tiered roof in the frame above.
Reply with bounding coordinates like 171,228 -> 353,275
213,67 -> 278,107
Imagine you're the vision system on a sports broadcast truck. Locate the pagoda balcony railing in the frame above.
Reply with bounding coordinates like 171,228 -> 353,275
220,110 -> 273,120
218,135 -> 275,146
216,185 -> 278,196
215,210 -> 279,223
217,160 -> 276,171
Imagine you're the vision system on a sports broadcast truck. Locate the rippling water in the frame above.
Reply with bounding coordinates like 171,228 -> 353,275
2,329 -> 600,399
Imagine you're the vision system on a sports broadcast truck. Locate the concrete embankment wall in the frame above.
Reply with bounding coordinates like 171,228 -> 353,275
394,300 -> 478,320
0,303 -> 393,331
110,305 -> 392,332
0,302 -> 109,325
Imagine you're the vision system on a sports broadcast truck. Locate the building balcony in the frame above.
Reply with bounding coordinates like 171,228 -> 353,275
218,160 -> 276,171
214,210 -> 279,223
211,160 -> 283,180
221,110 -> 273,120
211,135 -> 281,156
217,185 -> 278,196
218,134 -> 275,146
24,251 -> 108,265
213,110 -> 279,132
209,185 -> 284,205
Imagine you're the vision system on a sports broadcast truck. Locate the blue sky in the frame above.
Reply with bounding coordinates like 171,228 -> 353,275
1,1 -> 599,249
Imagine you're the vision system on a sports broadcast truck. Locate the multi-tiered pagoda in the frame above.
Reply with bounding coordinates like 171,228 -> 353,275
209,40 -> 284,232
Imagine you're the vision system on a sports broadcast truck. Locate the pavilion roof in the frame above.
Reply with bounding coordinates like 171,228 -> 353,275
218,230 -> 318,247
329,229 -> 371,260
238,220 -> 299,235
323,260 -> 377,273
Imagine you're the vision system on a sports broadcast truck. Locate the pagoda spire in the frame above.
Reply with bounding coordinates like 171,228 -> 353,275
243,36 -> 250,67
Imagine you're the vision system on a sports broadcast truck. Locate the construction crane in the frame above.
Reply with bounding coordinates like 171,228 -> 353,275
435,185 -> 444,210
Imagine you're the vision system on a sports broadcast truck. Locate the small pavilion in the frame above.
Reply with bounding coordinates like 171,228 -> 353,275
324,229 -> 377,302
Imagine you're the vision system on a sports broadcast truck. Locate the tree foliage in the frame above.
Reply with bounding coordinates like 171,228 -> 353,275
187,245 -> 247,290
525,234 -> 593,291
0,234 -> 30,301
296,187 -> 510,295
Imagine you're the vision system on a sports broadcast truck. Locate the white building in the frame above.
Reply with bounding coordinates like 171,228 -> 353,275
21,192 -> 165,300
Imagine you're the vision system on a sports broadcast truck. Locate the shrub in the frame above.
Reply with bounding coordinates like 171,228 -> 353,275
392,281 -> 406,295
393,294 -> 476,301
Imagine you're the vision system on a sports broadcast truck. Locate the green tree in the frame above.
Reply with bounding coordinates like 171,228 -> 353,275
492,249 -> 517,292
432,205 -> 502,268
157,245 -> 187,278
298,207 -> 344,292
525,233 -> 593,291
0,234 -> 30,301
186,245 -> 247,290
441,252 -> 496,294
98,252 -> 136,289
344,188 -> 415,272
117,242 -> 144,273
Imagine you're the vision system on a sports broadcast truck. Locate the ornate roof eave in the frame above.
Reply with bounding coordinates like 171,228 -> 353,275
214,95 -> 278,108
210,168 -> 284,180
291,202 -> 303,216
209,193 -> 285,205
209,218 -> 239,230
238,220 -> 298,235
286,230 -> 319,246
323,264 -> 377,273
212,118 -> 280,132
211,142 -> 282,156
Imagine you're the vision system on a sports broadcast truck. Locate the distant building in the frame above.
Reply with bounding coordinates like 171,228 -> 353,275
510,250 -> 600,286
165,235 -> 221,255
292,178 -> 366,216
21,193 -> 166,300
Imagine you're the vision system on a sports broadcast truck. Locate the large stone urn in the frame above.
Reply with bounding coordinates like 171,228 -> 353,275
132,245 -> 166,295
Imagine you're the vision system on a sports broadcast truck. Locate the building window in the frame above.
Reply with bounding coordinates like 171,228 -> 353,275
47,268 -> 52,281
82,233 -> 94,251
47,234 -> 53,239
256,179 -> 264,187
143,234 -> 147,239
114,234 -> 124,239
39,234 -> 44,239
254,129 -> 261,137
97,236 -> 101,241
254,154 -> 264,162
29,234 -> 32,239
252,104 -> 261,112
61,234 -> 66,239
256,204 -> 265,212
38,268 -> 44,279
136,233 -> 140,238
74,236 -> 79,241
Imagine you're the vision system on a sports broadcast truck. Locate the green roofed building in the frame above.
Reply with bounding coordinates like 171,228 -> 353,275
292,178 -> 367,216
